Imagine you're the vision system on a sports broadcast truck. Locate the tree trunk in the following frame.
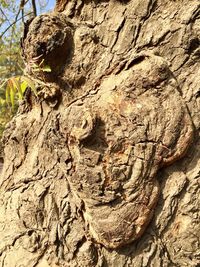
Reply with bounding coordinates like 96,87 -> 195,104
0,0 -> 199,266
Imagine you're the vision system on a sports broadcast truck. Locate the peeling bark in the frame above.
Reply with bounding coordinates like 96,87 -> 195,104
0,0 -> 199,266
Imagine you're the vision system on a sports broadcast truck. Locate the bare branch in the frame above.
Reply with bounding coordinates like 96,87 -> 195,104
0,12 -> 33,39
32,0 -> 37,17
0,7 -> 12,26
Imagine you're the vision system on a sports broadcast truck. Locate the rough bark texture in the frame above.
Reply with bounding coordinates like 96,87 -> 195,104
0,0 -> 200,266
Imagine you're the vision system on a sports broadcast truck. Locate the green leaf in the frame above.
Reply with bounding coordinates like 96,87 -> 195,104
0,97 -> 6,106
7,79 -> 16,108
41,65 -> 51,72
0,79 -> 8,90
1,74 -> 38,110
17,77 -> 23,100
20,80 -> 28,94
11,77 -> 21,98
5,83 -> 10,104
10,86 -> 15,108
21,76 -> 37,95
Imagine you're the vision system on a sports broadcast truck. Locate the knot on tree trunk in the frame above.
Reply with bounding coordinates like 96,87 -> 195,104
62,53 -> 194,248
22,13 -> 74,80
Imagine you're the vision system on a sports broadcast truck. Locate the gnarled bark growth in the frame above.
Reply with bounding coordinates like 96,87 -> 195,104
0,0 -> 199,266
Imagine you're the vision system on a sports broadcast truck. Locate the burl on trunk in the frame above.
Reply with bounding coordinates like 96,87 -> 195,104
0,1 -> 199,267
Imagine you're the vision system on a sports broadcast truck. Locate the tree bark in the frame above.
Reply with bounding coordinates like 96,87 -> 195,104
0,0 -> 199,266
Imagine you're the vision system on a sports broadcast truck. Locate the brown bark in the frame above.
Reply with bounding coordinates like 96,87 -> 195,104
0,0 -> 199,266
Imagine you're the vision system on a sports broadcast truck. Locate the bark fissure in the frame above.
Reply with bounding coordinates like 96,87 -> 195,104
0,0 -> 199,266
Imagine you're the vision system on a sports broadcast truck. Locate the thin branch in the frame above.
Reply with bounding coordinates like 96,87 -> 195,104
0,7 -> 12,26
21,7 -> 25,23
32,0 -> 37,17
15,0 -> 25,23
0,12 -> 33,39
15,0 -> 30,26
0,9 -> 19,40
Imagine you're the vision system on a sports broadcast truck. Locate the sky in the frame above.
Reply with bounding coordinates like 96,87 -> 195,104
0,0 -> 56,39
39,0 -> 55,14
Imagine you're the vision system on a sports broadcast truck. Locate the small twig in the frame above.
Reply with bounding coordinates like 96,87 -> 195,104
0,7 -> 12,26
32,0 -> 37,17
0,12 -> 33,39
15,0 -> 25,24
21,7 -> 25,23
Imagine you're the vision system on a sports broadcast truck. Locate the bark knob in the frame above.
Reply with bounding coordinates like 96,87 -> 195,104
22,13 -> 74,77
